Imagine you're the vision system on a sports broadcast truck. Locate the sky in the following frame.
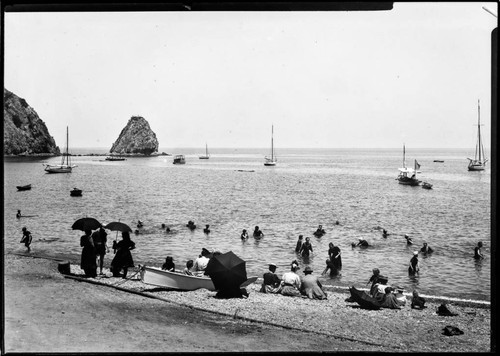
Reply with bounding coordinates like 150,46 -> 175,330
3,2 -> 498,149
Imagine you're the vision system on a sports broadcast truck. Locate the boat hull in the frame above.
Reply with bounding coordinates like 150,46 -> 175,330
45,165 -> 73,173
16,184 -> 32,191
199,156 -> 209,159
397,178 -> 421,186
264,162 -> 276,166
468,162 -> 486,171
105,157 -> 126,161
70,189 -> 82,196
140,266 -> 216,291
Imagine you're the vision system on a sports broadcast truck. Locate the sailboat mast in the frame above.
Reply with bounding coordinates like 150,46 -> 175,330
477,100 -> 482,162
66,126 -> 70,166
403,144 -> 406,168
271,125 -> 274,160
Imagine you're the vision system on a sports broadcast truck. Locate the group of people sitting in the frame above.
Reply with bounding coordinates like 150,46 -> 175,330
161,247 -> 220,277
347,268 -> 426,310
259,260 -> 328,300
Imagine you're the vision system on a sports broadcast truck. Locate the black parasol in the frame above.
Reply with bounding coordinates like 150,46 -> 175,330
205,251 -> 247,292
104,222 -> 133,233
71,217 -> 102,231
348,287 -> 382,310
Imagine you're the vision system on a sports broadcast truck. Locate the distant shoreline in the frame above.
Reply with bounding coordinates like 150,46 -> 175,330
3,152 -> 172,158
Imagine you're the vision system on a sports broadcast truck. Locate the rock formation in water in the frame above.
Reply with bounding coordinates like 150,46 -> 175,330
110,116 -> 159,155
3,88 -> 60,155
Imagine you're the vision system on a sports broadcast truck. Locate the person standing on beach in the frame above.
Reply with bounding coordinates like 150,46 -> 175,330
295,235 -> 303,253
20,227 -> 32,252
203,225 -> 210,234
260,263 -> 281,294
408,251 -> 420,276
474,241 -> 484,259
404,234 -> 413,245
110,231 -> 136,278
80,229 -> 97,277
299,237 -> 313,257
92,227 -> 109,275
16,210 -> 22,219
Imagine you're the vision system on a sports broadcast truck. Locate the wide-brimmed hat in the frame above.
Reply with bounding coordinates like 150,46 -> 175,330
268,263 -> 277,268
304,266 -> 313,273
413,251 -> 419,255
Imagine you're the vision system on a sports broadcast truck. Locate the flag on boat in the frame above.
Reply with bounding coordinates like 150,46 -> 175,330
415,160 -> 421,170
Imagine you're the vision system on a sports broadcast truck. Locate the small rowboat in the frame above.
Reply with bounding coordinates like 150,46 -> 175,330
422,182 -> 433,190
70,188 -> 82,196
16,184 -> 32,191
140,266 -> 216,291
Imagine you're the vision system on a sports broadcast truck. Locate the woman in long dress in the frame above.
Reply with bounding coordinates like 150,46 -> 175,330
80,229 -> 97,277
111,231 -> 136,278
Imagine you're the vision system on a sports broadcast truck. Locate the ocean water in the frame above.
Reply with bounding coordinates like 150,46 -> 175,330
3,147 -> 491,301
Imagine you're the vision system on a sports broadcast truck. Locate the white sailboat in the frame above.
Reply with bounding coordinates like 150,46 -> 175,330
199,143 -> 210,159
396,144 -> 421,186
467,100 -> 488,171
44,126 -> 77,173
264,125 -> 277,166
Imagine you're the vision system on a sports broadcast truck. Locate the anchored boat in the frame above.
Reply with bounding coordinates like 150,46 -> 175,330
264,125 -> 277,166
44,126 -> 77,173
396,145 -> 421,186
199,143 -> 210,159
467,100 -> 488,171
173,155 -> 186,164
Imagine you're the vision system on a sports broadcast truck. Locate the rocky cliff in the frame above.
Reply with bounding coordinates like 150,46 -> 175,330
3,88 -> 60,155
110,116 -> 159,155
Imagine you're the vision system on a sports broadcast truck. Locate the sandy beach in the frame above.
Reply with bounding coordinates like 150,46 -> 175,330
4,252 -> 492,353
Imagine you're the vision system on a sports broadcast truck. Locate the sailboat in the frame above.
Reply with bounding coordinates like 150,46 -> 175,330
396,144 -> 421,186
44,126 -> 77,173
264,125 -> 277,166
467,100 -> 488,171
199,143 -> 210,159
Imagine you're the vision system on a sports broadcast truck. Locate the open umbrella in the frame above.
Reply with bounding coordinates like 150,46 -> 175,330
205,251 -> 247,292
104,222 -> 132,233
72,217 -> 102,231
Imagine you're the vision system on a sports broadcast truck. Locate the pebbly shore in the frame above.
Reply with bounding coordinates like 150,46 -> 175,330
63,260 -> 491,353
4,253 -> 492,352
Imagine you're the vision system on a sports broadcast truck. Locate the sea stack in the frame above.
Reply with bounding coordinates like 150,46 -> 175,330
3,88 -> 60,155
110,116 -> 159,155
